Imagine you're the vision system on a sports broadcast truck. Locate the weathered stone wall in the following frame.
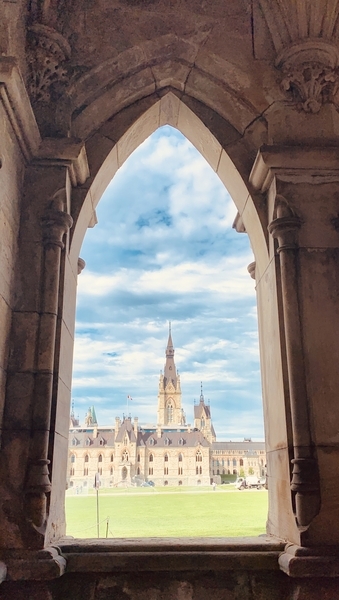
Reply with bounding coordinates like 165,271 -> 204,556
0,82 -> 26,439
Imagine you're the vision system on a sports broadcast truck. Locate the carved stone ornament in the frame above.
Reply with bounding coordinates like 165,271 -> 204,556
276,40 -> 339,113
41,208 -> 73,248
27,24 -> 71,103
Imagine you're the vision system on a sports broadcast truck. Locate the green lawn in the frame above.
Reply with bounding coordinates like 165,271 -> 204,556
65,486 -> 268,538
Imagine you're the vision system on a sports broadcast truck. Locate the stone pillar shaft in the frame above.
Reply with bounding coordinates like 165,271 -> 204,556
268,211 -> 320,529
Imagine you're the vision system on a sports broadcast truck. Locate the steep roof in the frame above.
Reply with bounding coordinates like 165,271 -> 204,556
212,441 -> 265,451
69,430 -> 115,448
139,429 -> 210,448
115,417 -> 137,443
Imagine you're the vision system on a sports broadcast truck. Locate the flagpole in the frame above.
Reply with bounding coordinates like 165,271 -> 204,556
96,486 -> 99,538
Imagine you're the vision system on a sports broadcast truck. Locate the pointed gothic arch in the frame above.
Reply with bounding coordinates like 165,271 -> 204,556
69,94 -> 268,278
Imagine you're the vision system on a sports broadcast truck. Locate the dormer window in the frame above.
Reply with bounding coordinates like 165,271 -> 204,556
164,437 -> 170,446
99,437 -> 105,446
178,437 -> 184,446
149,437 -> 155,446
71,437 -> 78,446
85,437 -> 91,446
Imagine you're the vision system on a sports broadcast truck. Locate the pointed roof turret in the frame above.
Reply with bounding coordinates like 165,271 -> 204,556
91,405 -> 98,426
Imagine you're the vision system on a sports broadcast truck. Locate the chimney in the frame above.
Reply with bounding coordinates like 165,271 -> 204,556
157,424 -> 162,439
115,417 -> 121,434
134,417 -> 138,435
93,426 -> 98,438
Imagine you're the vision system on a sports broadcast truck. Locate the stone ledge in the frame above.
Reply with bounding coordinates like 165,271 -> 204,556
3,547 -> 66,582
58,536 -> 284,574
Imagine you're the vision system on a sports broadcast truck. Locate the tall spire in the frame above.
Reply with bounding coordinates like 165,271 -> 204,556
157,324 -> 182,427
164,322 -> 176,385
200,382 -> 204,402
166,321 -> 174,359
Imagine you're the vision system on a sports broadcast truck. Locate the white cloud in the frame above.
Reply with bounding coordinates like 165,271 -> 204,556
73,126 -> 264,440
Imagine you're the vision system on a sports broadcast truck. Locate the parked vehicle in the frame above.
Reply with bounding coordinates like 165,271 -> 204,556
235,476 -> 262,490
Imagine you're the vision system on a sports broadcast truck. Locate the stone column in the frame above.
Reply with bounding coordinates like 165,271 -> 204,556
25,190 -> 73,536
0,136 -> 88,550
268,198 -> 320,529
250,145 -> 339,557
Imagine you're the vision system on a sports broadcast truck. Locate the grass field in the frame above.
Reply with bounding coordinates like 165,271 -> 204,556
65,486 -> 268,538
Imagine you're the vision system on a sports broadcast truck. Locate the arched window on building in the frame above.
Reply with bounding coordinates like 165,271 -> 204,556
137,454 -> 140,462
199,466 -> 202,475
166,401 -> 174,423
164,467 -> 168,475
240,458 -> 244,466
233,458 -> 237,467
70,454 -> 75,463
149,454 -> 153,462
149,467 -> 153,475
178,453 -> 183,462
196,450 -> 202,462
98,454 -> 103,463
84,454 -> 89,463
178,466 -> 183,475
196,466 -> 199,475
110,454 -> 114,462
122,450 -> 128,462
137,467 -> 140,475
110,467 -> 113,476
164,453 -> 169,462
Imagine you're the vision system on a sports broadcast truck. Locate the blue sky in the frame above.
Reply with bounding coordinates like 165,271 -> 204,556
72,126 -> 264,440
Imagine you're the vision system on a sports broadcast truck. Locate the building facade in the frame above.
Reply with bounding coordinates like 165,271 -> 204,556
68,330 -> 265,488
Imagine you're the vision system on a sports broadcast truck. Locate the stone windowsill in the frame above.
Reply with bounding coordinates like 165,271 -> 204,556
57,536 -> 285,574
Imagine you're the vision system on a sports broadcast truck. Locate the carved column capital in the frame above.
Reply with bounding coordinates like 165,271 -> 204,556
275,40 -> 339,114
77,257 -> 86,274
268,215 -> 301,252
247,261 -> 256,280
27,24 -> 71,104
26,459 -> 51,495
41,208 -> 73,248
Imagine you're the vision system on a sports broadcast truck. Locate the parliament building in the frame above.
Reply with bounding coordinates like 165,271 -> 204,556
67,329 -> 266,488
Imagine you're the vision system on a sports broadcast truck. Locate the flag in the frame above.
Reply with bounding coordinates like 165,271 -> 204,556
127,395 -> 133,401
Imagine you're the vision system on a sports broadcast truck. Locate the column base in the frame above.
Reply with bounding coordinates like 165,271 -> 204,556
279,543 -> 339,577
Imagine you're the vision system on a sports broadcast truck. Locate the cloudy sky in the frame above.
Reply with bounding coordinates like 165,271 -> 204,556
72,126 -> 264,440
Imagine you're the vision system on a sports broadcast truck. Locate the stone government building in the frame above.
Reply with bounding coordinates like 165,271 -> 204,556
68,330 -> 266,489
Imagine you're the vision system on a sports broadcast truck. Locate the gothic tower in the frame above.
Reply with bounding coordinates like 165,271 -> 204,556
157,324 -> 183,426
194,384 -> 216,443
